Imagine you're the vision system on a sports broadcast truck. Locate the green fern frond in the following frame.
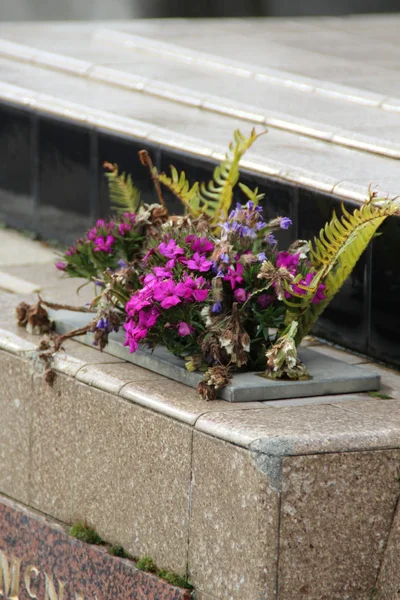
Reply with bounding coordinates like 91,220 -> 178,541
104,162 -> 141,215
158,167 -> 201,216
238,183 -> 265,206
287,198 -> 398,343
158,129 -> 263,227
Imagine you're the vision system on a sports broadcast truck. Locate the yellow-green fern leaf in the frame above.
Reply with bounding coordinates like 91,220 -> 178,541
158,167 -> 201,216
287,197 -> 398,343
104,162 -> 141,215
200,128 -> 263,225
238,182 -> 265,206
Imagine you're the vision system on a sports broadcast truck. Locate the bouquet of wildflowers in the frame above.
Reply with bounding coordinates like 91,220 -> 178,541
21,131 -> 398,399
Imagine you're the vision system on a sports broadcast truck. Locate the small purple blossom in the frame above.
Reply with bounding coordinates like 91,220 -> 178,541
211,301 -> 223,314
153,279 -> 183,309
257,252 -> 267,262
56,261 -> 67,271
185,236 -> 214,254
257,294 -> 273,309
224,263 -> 244,290
276,252 -> 300,274
118,259 -> 128,269
265,233 -> 277,245
280,217 -> 292,230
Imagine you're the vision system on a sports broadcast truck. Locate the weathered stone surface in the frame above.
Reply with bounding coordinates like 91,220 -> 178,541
0,351 -> 31,505
0,493 -> 192,600
71,382 -> 193,575
29,370 -> 193,575
278,450 -> 400,600
188,431 -> 279,600
376,502 -> 400,600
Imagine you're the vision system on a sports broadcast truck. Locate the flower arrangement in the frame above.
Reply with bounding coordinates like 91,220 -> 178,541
23,130 -> 398,399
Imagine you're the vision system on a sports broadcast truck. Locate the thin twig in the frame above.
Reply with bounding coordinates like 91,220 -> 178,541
39,296 -> 96,313
53,323 -> 95,351
138,149 -> 166,209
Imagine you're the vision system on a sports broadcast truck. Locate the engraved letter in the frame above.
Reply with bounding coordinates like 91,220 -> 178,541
24,565 -> 39,599
0,550 -> 20,599
44,574 -> 65,600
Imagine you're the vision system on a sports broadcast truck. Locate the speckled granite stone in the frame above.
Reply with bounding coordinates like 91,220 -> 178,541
0,494 -> 192,600
188,431 -> 279,600
376,502 -> 400,600
0,351 -> 32,505
278,450 -> 400,600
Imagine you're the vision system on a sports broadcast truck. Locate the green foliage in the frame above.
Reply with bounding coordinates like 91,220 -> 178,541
285,197 -> 398,344
159,128 -> 261,226
69,523 -> 103,545
104,162 -> 141,215
157,570 -> 193,590
108,544 -> 132,558
368,391 -> 393,400
136,555 -> 157,572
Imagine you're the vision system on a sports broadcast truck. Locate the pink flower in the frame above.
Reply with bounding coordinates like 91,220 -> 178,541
175,276 -> 209,302
178,322 -> 194,337
193,288 -> 209,302
234,288 -> 248,303
158,239 -> 185,259
96,219 -> 106,228
126,287 -> 154,315
153,266 -> 173,278
123,212 -> 136,224
56,261 -> 67,271
118,222 -> 132,236
224,263 -> 244,289
123,320 -> 148,353
93,235 -> 115,253
138,307 -> 160,329
142,248 -> 155,263
276,252 -> 300,274
65,245 -> 77,256
153,279 -> 183,309
184,252 -> 213,272
185,236 -> 214,254
87,227 -> 97,241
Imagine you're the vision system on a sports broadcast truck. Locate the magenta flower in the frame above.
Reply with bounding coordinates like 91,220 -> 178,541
178,322 -> 194,337
234,288 -> 248,303
123,320 -> 148,353
153,266 -> 173,279
158,239 -> 185,259
184,252 -> 213,272
138,307 -> 160,329
153,279 -> 183,309
224,263 -> 244,289
96,219 -> 106,228
118,222 -> 132,236
126,287 -> 153,315
56,261 -> 67,271
87,227 -> 97,241
142,248 -> 155,263
186,236 -> 214,254
276,252 -> 300,274
123,212 -> 136,224
65,245 -> 77,256
193,288 -> 209,302
93,235 -> 115,253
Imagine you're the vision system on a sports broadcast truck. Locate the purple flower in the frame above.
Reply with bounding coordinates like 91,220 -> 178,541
93,235 -> 115,253
234,288 -> 248,303
255,221 -> 267,231
239,225 -> 257,239
65,245 -> 77,256
123,320 -> 148,353
280,217 -> 292,230
153,266 -> 173,279
224,263 -> 244,290
158,239 -> 185,259
123,212 -> 136,224
96,317 -> 110,330
153,279 -> 183,309
118,222 -> 132,236
220,253 -> 230,264
257,294 -> 273,308
265,233 -> 277,245
118,259 -> 128,269
292,272 -> 326,304
184,252 -> 213,272
96,219 -> 106,228
56,261 -> 67,271
257,252 -> 267,262
138,307 -> 160,329
178,321 -> 194,337
211,301 -> 222,314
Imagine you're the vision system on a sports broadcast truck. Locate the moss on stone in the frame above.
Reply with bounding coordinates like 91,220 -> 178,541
136,555 -> 193,590
136,555 -> 157,573
368,391 -> 393,399
69,523 -> 103,545
108,544 -> 132,559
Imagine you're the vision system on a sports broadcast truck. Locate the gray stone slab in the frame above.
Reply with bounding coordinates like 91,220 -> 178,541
50,309 -> 380,402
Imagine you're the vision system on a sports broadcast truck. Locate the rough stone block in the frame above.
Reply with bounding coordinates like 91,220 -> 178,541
188,431 -> 279,600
